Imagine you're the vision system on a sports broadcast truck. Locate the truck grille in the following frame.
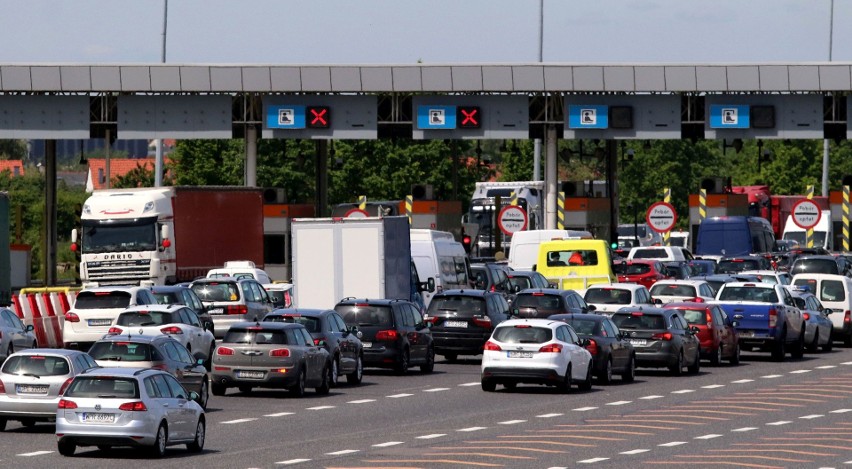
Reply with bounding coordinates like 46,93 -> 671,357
86,259 -> 152,283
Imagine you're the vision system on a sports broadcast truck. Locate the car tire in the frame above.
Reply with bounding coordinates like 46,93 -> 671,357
315,364 -> 331,395
598,357 -> 613,384
394,349 -> 410,375
346,354 -> 363,385
443,353 -> 458,362
420,347 -> 435,373
0,418 -> 6,432
823,329 -> 834,352
621,355 -> 636,382
198,379 -> 209,410
807,329 -> 820,353
669,351 -> 684,376
578,364 -> 593,391
238,385 -> 253,394
791,329 -> 805,359
290,369 -> 306,397
710,345 -> 721,366
557,364 -> 572,393
211,382 -> 226,396
330,357 -> 340,387
150,423 -> 167,458
187,418 -> 205,453
481,379 -> 496,392
729,343 -> 741,365
772,331 -> 787,362
204,344 -> 215,371
687,349 -> 701,375
57,440 -> 75,457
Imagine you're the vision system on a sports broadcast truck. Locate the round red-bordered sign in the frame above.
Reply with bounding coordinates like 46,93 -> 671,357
344,208 -> 369,218
497,205 -> 528,236
791,199 -> 821,229
645,201 -> 677,233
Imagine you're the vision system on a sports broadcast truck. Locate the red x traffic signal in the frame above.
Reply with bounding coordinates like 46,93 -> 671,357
307,106 -> 330,128
457,106 -> 481,129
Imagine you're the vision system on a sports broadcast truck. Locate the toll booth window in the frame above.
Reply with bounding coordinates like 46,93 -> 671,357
264,234 -> 287,264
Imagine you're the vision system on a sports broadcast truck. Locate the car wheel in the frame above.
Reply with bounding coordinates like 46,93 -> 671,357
791,329 -> 805,359
204,344 -> 215,371
238,385 -> 253,394
503,381 -> 517,390
330,357 -> 340,387
57,440 -> 75,457
211,382 -> 226,396
316,364 -> 331,395
807,329 -> 820,353
669,351 -> 684,376
621,355 -> 636,382
150,423 -> 167,458
186,418 -> 205,453
198,380 -> 209,410
771,330 -> 787,361
578,364 -> 593,391
0,418 -> 6,432
687,349 -> 701,374
346,354 -> 363,385
290,369 -> 306,397
420,347 -> 435,373
710,345 -> 721,366
823,329 -> 834,352
394,349 -> 410,375
598,357 -> 613,384
481,379 -> 496,392
557,364 -> 572,393
443,353 -> 458,362
729,343 -> 741,365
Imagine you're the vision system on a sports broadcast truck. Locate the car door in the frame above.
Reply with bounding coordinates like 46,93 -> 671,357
163,341 -> 206,392
162,373 -> 196,439
603,318 -> 629,370
562,325 -> 590,381
181,308 -> 208,354
297,327 -> 324,384
711,305 -> 733,352
673,313 -> 698,359
2,310 -> 29,349
330,313 -> 355,372
405,305 -> 429,361
148,374 -> 187,440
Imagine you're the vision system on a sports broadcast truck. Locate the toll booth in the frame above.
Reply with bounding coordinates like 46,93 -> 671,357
688,192 -> 749,252
830,191 -> 850,251
562,197 -> 612,242
397,200 -> 463,239
263,204 -> 315,282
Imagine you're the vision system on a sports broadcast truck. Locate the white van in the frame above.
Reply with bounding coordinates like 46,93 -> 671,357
791,273 -> 852,346
410,229 -> 472,307
207,260 -> 272,284
508,229 -> 592,271
782,211 -> 832,251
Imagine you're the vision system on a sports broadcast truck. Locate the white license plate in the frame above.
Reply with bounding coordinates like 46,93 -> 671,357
739,331 -> 754,338
507,351 -> 533,358
237,370 -> 265,379
82,413 -> 115,423
361,342 -> 372,348
208,308 -> 224,315
629,339 -> 647,346
88,319 -> 112,326
16,384 -> 48,394
444,320 -> 468,328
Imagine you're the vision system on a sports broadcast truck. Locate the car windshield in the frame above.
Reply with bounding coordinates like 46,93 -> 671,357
717,260 -> 761,273
650,284 -> 696,297
679,309 -> 708,325
65,377 -> 139,399
612,313 -> 666,329
614,263 -> 651,275
1,355 -> 70,376
493,326 -> 553,344
264,315 -> 320,333
116,311 -> 173,327
335,305 -> 393,327
717,286 -> 779,302
585,288 -> 632,305
74,291 -> 132,309
88,342 -> 154,362
427,296 -> 486,318
513,294 -> 563,316
222,329 -> 289,344
191,282 -> 241,302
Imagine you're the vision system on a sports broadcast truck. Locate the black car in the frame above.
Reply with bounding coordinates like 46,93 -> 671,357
511,289 -> 593,319
663,261 -> 692,280
790,255 -> 843,276
335,298 -> 434,374
263,308 -> 364,385
506,271 -> 553,293
424,289 -> 510,361
549,313 -> 636,384
716,256 -> 771,274
610,307 -> 701,376
470,262 -> 512,296
150,285 -> 213,334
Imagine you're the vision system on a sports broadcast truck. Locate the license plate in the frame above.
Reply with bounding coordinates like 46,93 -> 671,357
208,308 -> 224,315
82,413 -> 115,423
88,319 -> 112,327
237,370 -> 265,379
739,331 -> 755,338
444,320 -> 468,328
507,351 -> 533,358
629,339 -> 647,346
16,384 -> 48,394
361,342 -> 372,348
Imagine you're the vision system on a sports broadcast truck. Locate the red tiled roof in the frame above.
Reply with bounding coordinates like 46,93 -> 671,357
88,158 -> 171,190
0,160 -> 24,177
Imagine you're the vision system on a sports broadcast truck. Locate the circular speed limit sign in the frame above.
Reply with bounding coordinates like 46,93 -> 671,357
497,205 -> 528,236
645,201 -> 677,233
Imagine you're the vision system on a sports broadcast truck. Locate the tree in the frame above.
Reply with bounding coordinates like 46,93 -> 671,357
0,140 -> 27,160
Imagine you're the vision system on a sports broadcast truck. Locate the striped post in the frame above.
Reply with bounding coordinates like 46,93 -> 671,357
405,195 -> 413,225
844,185 -> 850,252
699,189 -> 707,223
557,192 -> 565,230
510,191 -> 518,206
358,195 -> 366,211
663,187 -> 672,246
806,185 -> 814,248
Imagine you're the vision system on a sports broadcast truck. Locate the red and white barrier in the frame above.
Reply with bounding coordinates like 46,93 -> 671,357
13,288 -> 78,349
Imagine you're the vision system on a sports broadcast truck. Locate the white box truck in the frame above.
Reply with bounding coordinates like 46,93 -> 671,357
292,216 -> 430,310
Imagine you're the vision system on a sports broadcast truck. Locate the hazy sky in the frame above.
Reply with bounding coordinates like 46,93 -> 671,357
0,0 -> 845,64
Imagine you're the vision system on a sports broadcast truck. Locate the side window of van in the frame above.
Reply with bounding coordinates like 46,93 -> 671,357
454,257 -> 469,285
439,257 -> 458,285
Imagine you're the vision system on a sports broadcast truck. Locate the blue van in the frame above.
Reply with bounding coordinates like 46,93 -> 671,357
695,216 -> 775,257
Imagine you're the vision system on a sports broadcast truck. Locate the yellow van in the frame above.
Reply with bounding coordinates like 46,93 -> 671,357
535,239 -> 616,290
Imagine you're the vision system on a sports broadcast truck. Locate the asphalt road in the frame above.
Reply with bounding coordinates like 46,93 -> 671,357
3,348 -> 852,469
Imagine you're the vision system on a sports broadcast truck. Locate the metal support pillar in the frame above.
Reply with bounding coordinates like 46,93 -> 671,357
451,141 -> 459,200
606,140 -> 618,244
245,125 -> 258,187
544,125 -> 558,229
315,140 -> 329,217
104,129 -> 111,190
45,140 -> 57,286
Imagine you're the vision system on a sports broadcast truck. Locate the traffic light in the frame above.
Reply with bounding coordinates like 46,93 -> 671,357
306,106 -> 330,128
457,106 -> 481,129
461,228 -> 472,254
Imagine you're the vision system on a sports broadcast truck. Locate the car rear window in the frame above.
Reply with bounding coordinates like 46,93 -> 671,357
74,291 -> 132,309
513,294 -> 564,316
65,377 -> 139,399
561,318 -> 600,336
613,263 -> 651,275
336,305 -> 393,327
585,288 -> 632,305
507,276 -> 532,291
116,311 -> 174,327
818,279 -> 846,302
717,286 -> 778,303
612,313 -> 666,330
650,284 -> 696,297
791,259 -> 840,275
223,329 -> 289,345
717,259 -> 760,273
152,292 -> 181,305
89,342 -> 155,362
1,355 -> 71,376
632,249 -> 667,259
192,282 -> 241,302
264,315 -> 320,333
427,296 -> 487,318
679,309 -> 708,325
493,326 -> 553,344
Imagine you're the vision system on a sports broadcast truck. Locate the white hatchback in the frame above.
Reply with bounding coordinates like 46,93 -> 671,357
649,280 -> 716,305
740,270 -> 793,286
583,283 -> 654,316
481,319 -> 593,392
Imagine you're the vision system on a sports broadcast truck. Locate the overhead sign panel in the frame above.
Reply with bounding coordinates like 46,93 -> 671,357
411,96 -> 528,140
262,96 -> 377,139
563,95 -> 680,139
118,95 -> 231,139
0,96 -> 89,139
416,105 -> 457,130
267,105 -> 306,129
567,105 -> 609,129
705,95 -> 822,139
709,105 -> 750,129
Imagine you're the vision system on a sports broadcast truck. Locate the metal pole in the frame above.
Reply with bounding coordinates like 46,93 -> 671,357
245,125 -> 257,187
532,0 -> 543,182
104,129 -> 111,190
155,0 -> 168,187
822,0 -> 834,197
45,140 -> 57,286
545,125 -> 558,229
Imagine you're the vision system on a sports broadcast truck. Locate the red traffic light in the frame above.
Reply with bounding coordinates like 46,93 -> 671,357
457,106 -> 480,129
462,235 -> 472,253
307,106 -> 330,128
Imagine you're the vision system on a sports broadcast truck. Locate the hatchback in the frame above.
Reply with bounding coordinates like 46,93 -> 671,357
506,271 -> 552,293
582,283 -> 653,316
190,277 -> 274,338
0,349 -> 99,430
263,308 -> 364,385
787,287 -> 834,353
511,289 -> 591,319
613,259 -> 667,289
150,285 -> 213,333
470,262 -> 512,296
335,298 -> 434,374
0,308 -> 37,360
481,319 -> 593,392
611,308 -> 701,376
211,322 -> 332,397
663,302 -> 740,366
549,313 -> 636,384
55,367 -> 205,457
424,289 -> 510,361
716,256 -> 771,274
649,280 -> 716,304
62,286 -> 159,349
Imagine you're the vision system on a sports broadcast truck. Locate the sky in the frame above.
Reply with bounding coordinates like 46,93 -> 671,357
0,0 -> 847,64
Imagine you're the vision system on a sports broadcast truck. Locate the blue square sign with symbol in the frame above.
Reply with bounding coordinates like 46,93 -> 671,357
567,105 -> 609,129
266,105 -> 306,129
709,105 -> 750,129
417,105 -> 457,129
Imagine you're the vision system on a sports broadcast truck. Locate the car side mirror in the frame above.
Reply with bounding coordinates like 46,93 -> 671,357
690,326 -> 700,334
420,278 -> 436,293
189,391 -> 201,403
653,298 -> 662,305
25,324 -> 34,332
587,304 -> 596,311
580,338 -> 591,347
823,308 -> 833,315
509,308 -> 519,317
193,351 -> 206,362
731,320 -> 740,327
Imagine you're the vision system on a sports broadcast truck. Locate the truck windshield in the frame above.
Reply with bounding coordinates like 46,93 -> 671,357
81,218 -> 158,254
783,231 -> 827,247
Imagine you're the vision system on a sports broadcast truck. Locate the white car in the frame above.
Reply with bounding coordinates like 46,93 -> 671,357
582,283 -> 654,316
62,286 -> 159,349
108,305 -> 216,368
740,270 -> 792,286
481,318 -> 593,392
649,280 -> 716,305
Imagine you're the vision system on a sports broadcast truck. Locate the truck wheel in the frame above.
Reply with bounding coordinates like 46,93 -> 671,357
790,329 -> 805,359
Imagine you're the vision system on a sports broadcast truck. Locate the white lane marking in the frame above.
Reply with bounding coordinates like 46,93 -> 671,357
326,449 -> 359,456
387,393 -> 413,398
606,401 -> 631,406
800,414 -> 824,419
347,399 -> 376,404
17,451 -> 53,457
574,406 -> 599,411
790,369 -> 811,374
640,395 -> 664,400
841,361 -> 852,365
659,441 -> 687,447
373,441 -> 404,448
458,426 -> 487,432
732,427 -> 758,432
816,365 -> 837,369
578,458 -> 610,464
830,409 -> 852,414
499,420 -> 527,425
416,434 -> 446,439
767,421 -> 792,426
221,418 -> 257,424
459,382 -> 480,386
276,459 -> 312,465
671,389 -> 694,394
701,384 -> 725,389
537,413 -> 564,418
423,387 -> 450,392
620,449 -> 650,455
731,379 -> 754,383
695,434 -> 723,440
264,412 -> 294,417
306,405 -> 335,410
761,374 -> 783,379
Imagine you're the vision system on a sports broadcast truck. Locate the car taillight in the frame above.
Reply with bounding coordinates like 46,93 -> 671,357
803,312 -> 811,321
58,399 -> 77,409
769,308 -> 777,328
706,311 -> 713,326
313,338 -> 321,346
845,311 -> 851,324
472,316 -> 492,328
693,297 -> 705,303
423,316 -> 438,324
270,348 -> 290,357
160,326 -> 183,335
376,330 -> 399,341
483,340 -> 502,351
584,339 -> 598,356
59,378 -> 73,396
651,332 -> 673,341
151,364 -> 169,371
0,379 -> 5,394
217,347 -> 235,356
539,343 -> 563,353
107,327 -> 123,335
490,285 -> 496,292
64,312 -> 80,323
226,305 -> 248,315
118,401 -> 147,411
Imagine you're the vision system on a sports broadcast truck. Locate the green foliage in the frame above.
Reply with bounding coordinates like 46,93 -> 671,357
0,140 -> 26,160
170,140 -> 245,186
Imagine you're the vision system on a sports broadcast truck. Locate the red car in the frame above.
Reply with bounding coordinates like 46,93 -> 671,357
663,302 -> 740,366
613,259 -> 668,289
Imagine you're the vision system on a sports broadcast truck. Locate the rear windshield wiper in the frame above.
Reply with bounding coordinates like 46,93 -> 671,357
98,356 -> 123,361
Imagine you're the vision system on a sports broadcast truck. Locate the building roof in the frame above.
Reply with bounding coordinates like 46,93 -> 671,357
86,158 -> 170,192
0,160 -> 24,176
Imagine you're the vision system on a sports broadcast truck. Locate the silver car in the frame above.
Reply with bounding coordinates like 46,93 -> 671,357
56,367 -> 206,457
0,349 -> 99,430
0,308 -> 37,360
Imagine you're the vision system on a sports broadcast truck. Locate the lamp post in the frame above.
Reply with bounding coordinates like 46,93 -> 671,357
822,0 -> 834,196
154,0 -> 168,187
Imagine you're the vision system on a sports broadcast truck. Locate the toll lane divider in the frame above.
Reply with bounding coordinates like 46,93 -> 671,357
13,288 -> 78,348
